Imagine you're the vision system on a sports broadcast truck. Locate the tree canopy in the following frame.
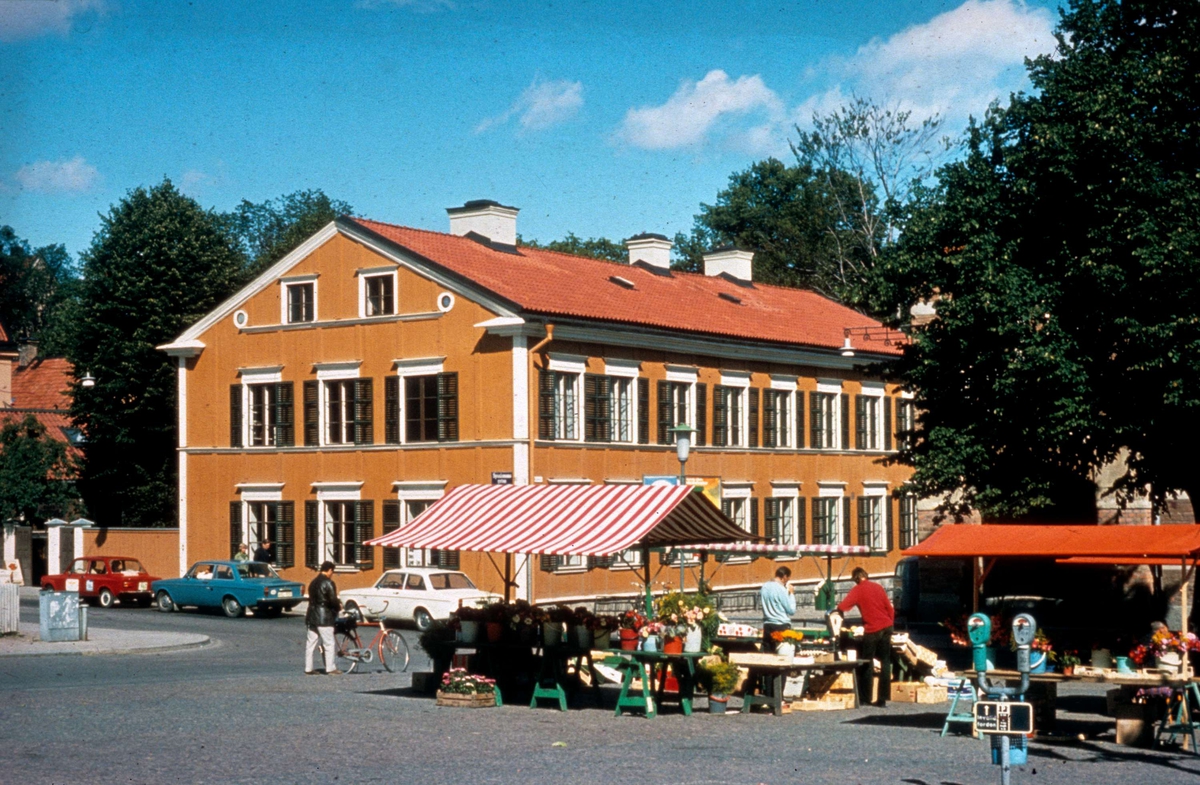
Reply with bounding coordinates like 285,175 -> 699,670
0,226 -> 79,355
520,232 -> 627,264
224,189 -> 353,281
0,414 -> 77,524
67,179 -> 245,527
879,0 -> 1200,521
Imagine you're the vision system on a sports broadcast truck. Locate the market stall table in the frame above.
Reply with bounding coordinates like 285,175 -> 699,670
731,655 -> 872,716
607,650 -> 708,718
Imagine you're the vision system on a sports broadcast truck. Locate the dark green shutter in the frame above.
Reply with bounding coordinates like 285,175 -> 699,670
812,499 -> 826,545
749,497 -> 760,538
384,377 -> 400,444
796,390 -> 804,449
229,501 -> 241,558
764,498 -> 780,544
858,497 -> 870,548
584,374 -> 611,442
886,497 -> 895,553
353,378 -> 374,445
840,393 -> 851,450
276,502 -> 295,568
694,383 -> 707,447
274,382 -> 294,447
303,381 -> 319,446
540,553 -> 558,572
797,498 -> 807,544
842,496 -> 852,546
716,500 -> 734,562
382,500 -> 401,569
538,369 -> 555,440
808,391 -> 820,448
305,501 -> 319,569
437,372 -> 459,442
354,501 -> 374,570
884,396 -> 893,451
762,390 -> 777,447
855,395 -> 866,450
637,377 -> 650,444
748,388 -> 759,448
589,554 -> 610,569
712,386 -> 728,447
230,385 -> 242,447
435,549 -> 460,570
656,380 -> 671,444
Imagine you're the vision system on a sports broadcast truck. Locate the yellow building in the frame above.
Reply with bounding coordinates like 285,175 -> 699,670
159,200 -> 916,603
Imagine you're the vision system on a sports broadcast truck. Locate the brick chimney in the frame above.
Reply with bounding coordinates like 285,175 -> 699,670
18,339 -> 37,368
447,200 -> 519,247
703,246 -> 754,282
624,233 -> 673,270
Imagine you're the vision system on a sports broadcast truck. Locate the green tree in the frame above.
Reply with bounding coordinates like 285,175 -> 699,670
0,226 -> 79,355
225,189 -> 353,280
880,0 -> 1200,521
68,179 -> 245,527
0,414 -> 77,524
520,232 -> 627,264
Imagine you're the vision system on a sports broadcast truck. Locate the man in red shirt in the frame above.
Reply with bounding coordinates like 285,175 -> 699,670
836,567 -> 895,707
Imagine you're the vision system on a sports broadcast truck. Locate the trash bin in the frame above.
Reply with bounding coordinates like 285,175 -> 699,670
39,589 -> 88,642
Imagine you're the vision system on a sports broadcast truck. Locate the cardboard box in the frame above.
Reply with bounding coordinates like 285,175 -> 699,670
1115,702 -> 1154,747
891,681 -> 949,704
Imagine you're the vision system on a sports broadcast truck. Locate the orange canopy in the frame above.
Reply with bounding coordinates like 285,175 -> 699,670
902,524 -> 1200,562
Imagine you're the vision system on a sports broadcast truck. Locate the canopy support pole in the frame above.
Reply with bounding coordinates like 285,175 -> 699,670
1182,557 -> 1195,681
641,544 -> 653,616
504,552 -> 513,602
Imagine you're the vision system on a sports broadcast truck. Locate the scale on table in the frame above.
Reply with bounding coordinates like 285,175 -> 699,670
968,612 -> 1037,785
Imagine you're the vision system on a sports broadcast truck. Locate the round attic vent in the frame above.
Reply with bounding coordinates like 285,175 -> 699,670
436,292 -> 455,313
233,310 -> 249,328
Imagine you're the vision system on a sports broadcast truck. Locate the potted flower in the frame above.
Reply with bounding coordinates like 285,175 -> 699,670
639,621 -> 665,652
618,610 -> 646,651
542,605 -> 574,647
589,613 -> 615,649
771,629 -> 805,659
703,660 -> 740,714
1059,650 -> 1081,676
657,591 -> 719,652
436,668 -> 498,708
454,604 -> 486,644
483,602 -> 508,643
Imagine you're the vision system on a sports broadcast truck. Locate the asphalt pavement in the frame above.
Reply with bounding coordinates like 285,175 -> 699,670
2,592 -> 1200,785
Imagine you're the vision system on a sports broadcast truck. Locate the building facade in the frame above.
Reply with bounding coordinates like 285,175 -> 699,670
160,201 -> 917,602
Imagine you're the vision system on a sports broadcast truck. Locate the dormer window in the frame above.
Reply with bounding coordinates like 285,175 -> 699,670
358,267 -> 398,317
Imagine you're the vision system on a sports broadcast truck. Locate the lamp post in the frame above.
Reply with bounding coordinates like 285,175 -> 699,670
667,423 -> 695,592
80,372 -> 96,389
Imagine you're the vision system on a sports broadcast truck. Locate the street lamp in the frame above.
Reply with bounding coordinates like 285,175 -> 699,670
668,423 -> 695,484
80,372 -> 96,389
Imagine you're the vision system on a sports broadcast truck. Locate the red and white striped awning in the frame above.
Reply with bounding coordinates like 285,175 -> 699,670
672,542 -> 871,556
365,483 -> 755,555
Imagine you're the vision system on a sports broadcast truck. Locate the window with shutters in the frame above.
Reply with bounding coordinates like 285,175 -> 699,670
362,273 -> 395,317
765,497 -> 795,546
248,384 -> 277,446
325,380 -> 355,445
719,496 -> 751,563
763,390 -> 792,448
896,399 -> 916,451
583,375 -> 634,443
712,385 -> 745,447
855,392 -> 883,450
899,493 -> 919,549
812,497 -> 843,545
405,376 -> 439,442
236,500 -> 295,568
809,392 -> 839,449
393,371 -> 458,444
656,381 -> 692,444
382,500 -> 402,569
401,498 -> 457,569
284,281 -> 315,324
858,495 -> 886,552
539,370 -> 581,440
325,501 -> 358,566
611,548 -> 643,570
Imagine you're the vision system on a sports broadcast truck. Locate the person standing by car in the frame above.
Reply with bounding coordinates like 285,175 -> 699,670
233,544 -> 251,562
253,540 -> 274,564
760,566 -> 796,653
305,561 -> 342,676
835,567 -> 895,707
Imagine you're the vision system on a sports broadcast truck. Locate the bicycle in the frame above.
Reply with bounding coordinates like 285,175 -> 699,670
332,604 -> 410,674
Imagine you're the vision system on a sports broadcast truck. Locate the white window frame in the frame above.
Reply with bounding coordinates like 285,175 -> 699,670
604,361 -> 641,444
860,382 -> 885,451
860,483 -> 889,552
897,391 -> 916,451
394,357 -> 446,445
394,482 -> 446,569
815,380 -> 844,450
718,371 -> 750,448
281,275 -> 318,324
238,366 -> 283,448
770,482 -> 801,551
313,482 -> 363,571
543,354 -> 585,442
315,362 -> 362,447
816,481 -> 846,546
664,365 -> 698,432
721,481 -> 753,563
358,266 -> 398,318
899,488 -> 920,549
236,483 -> 284,548
767,376 -> 797,449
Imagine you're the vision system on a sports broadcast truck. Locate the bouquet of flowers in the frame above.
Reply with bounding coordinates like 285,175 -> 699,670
440,668 -> 496,695
619,610 -> 647,631
941,614 -> 1010,648
661,605 -> 711,637
770,629 -> 805,644
588,613 -> 616,633
639,621 -> 665,639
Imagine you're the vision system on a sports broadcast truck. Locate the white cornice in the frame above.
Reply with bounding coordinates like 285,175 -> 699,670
156,339 -> 205,358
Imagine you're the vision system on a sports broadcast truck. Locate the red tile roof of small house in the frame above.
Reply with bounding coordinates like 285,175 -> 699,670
347,218 -> 901,355
12,358 -> 74,411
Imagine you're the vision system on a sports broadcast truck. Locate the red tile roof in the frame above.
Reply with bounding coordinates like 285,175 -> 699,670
12,358 -> 74,411
348,218 -> 900,355
0,410 -> 81,460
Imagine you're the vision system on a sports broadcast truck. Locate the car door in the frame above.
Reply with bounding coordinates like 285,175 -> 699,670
61,559 -> 88,592
81,559 -> 108,599
400,573 -> 427,620
178,563 -> 214,606
361,572 -> 403,619
210,565 -> 237,608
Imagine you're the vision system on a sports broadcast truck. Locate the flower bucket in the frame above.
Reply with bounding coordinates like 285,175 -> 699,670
641,635 -> 660,653
777,642 -> 796,659
593,628 -> 612,649
1030,652 -> 1048,674
684,625 -> 703,653
1157,652 -> 1183,674
663,636 -> 684,655
619,629 -> 638,651
459,620 -> 480,645
485,622 -> 504,643
1115,656 -> 1135,674
572,625 -> 593,650
709,694 -> 729,714
1090,648 -> 1113,669
542,622 -> 562,647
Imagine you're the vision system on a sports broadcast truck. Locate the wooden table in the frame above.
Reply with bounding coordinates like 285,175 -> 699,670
736,658 -> 870,716
604,649 -> 707,718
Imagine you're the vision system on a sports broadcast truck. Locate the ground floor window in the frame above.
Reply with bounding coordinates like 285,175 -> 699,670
812,497 -> 844,546
305,500 -> 373,570
230,501 -> 294,567
899,493 -> 919,549
857,496 -> 886,552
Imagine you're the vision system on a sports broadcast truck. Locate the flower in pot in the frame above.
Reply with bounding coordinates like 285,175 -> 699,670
771,629 -> 804,658
704,660 -> 740,714
1059,650 -> 1081,676
639,621 -> 665,652
618,610 -> 646,650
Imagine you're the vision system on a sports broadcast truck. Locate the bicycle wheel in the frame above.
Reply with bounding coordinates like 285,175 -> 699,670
378,629 -> 410,673
334,630 -> 361,674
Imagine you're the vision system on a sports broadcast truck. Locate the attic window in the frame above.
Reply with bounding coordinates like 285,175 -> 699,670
609,275 -> 636,290
718,292 -> 742,304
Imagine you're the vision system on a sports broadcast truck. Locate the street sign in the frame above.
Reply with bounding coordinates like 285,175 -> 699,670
491,472 -> 513,485
974,701 -> 1034,735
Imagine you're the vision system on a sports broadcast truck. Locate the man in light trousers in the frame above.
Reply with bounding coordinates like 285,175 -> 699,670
305,560 -> 342,675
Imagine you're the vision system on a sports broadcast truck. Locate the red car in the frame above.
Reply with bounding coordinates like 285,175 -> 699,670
41,556 -> 161,608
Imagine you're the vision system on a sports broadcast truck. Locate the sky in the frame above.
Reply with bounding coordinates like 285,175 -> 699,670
0,0 -> 1063,260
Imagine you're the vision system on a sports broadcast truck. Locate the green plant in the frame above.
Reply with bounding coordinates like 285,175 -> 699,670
440,668 -> 495,695
704,661 -> 740,696
1059,650 -> 1081,668
417,619 -> 455,663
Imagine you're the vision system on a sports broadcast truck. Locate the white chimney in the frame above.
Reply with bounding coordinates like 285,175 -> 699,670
624,233 -> 673,270
703,246 -> 754,282
447,200 -> 519,246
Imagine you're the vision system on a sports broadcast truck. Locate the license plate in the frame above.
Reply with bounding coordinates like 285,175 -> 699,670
138,582 -> 148,591
278,589 -> 293,598
65,578 -> 79,592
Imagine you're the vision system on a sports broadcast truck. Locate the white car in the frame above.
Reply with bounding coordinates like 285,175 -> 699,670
338,567 -> 500,631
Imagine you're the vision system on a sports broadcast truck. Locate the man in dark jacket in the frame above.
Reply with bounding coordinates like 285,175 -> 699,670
305,561 -> 342,675
253,540 -> 274,564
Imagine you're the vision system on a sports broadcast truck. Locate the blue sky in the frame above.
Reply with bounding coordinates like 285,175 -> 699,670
1,0 -> 1061,259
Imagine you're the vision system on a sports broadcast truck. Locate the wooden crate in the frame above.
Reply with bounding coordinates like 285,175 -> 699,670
435,690 -> 497,708
792,695 -> 856,711
729,652 -> 793,667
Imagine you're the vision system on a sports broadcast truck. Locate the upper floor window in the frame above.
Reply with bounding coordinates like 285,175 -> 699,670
899,493 -> 919,549
285,281 -> 315,324
303,376 -> 372,447
762,390 -> 793,448
230,375 -> 293,449
764,497 -> 795,546
855,391 -> 884,450
361,271 -> 396,317
539,369 -> 580,440
857,494 -> 887,552
811,495 -> 847,546
712,385 -> 745,447
809,392 -> 837,449
657,381 -> 691,444
896,399 -> 916,451
584,374 -> 635,443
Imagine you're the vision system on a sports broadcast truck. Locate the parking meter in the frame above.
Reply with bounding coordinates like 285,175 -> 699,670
968,613 -> 991,673
1012,613 -> 1035,675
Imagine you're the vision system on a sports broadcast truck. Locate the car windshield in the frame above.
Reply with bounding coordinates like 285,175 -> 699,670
429,572 -> 475,590
237,563 -> 279,579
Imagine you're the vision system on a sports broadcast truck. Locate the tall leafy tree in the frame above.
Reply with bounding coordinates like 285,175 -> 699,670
0,226 -> 79,355
68,180 -> 245,527
0,414 -> 77,524
225,189 -> 352,280
880,0 -> 1200,521
520,232 -> 627,264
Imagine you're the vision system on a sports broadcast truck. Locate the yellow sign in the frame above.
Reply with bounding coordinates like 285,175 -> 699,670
686,476 -> 721,508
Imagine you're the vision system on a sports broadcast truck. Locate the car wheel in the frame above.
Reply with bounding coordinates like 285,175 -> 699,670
156,591 -> 176,613
413,608 -> 434,632
221,596 -> 244,618
97,588 -> 115,608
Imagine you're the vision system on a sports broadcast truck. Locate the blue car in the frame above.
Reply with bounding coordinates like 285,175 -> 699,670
152,560 -> 305,618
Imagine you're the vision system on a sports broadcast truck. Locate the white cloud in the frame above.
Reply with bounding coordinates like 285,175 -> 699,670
0,0 -> 106,42
617,70 -> 783,150
475,78 -> 583,134
14,156 -> 100,193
